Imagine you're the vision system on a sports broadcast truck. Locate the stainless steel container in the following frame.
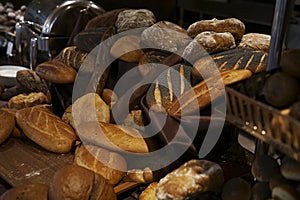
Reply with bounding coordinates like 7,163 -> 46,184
15,0 -> 104,69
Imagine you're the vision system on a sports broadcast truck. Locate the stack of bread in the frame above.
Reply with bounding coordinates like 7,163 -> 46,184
0,6 -> 276,200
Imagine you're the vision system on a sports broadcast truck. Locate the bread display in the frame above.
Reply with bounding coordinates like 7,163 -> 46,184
75,121 -> 149,153
16,69 -> 49,94
0,109 -> 15,145
15,106 -> 77,153
156,159 -> 224,200
35,60 -> 77,84
237,33 -> 271,52
115,9 -> 156,33
74,144 -> 127,185
187,18 -> 245,40
0,183 -> 48,200
8,92 -> 50,109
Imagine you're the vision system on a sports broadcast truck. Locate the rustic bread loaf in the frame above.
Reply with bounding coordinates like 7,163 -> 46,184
15,106 -> 77,153
156,159 -> 224,200
0,108 -> 26,139
35,60 -> 77,84
125,167 -> 153,183
110,34 -> 144,63
115,9 -> 156,33
0,109 -> 15,145
74,144 -> 127,185
16,69 -> 49,94
55,46 -> 88,71
237,33 -> 271,52
76,121 -> 149,153
187,18 -> 245,40
0,183 -> 48,200
169,69 -> 252,116
139,182 -> 158,200
49,164 -> 94,200
8,92 -> 50,110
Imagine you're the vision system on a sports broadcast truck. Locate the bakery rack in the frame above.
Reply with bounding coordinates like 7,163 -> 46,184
225,0 -> 300,161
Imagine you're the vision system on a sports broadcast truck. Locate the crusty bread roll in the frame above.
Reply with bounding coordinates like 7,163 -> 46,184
125,167 -> 153,183
0,108 -> 26,139
0,183 -> 48,200
16,69 -> 49,94
110,34 -> 144,63
139,182 -> 158,200
280,156 -> 300,181
49,165 -> 94,200
35,60 -> 77,84
72,93 -> 110,127
90,173 -> 117,200
8,92 -> 50,110
156,159 -> 224,200
168,69 -> 252,116
74,144 -> 127,185
55,46 -> 88,70
75,121 -> 149,153
0,109 -> 15,145
237,33 -> 271,52
16,106 -> 77,153
187,18 -> 245,40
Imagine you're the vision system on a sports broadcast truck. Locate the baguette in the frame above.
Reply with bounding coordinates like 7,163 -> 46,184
168,69 -> 252,116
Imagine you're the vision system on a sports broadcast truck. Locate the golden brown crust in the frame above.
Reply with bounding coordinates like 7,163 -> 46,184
237,33 -> 271,52
0,109 -> 15,144
168,69 -> 252,116
8,92 -> 50,110
187,18 -> 245,40
35,60 -> 77,84
74,144 -> 127,185
0,183 -> 48,200
75,121 -> 149,153
125,167 -> 153,183
139,182 -> 158,200
15,106 -> 77,153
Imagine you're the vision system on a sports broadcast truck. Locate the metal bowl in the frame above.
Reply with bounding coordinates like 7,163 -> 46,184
0,65 -> 28,87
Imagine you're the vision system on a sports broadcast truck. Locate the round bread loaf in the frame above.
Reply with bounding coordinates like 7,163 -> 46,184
263,71 -> 299,108
0,183 -> 48,200
74,144 -> 127,185
139,182 -> 158,200
49,165 -> 94,200
183,31 -> 236,61
280,156 -> 300,181
0,109 -> 15,145
110,34 -> 144,63
251,182 -> 272,200
237,33 -> 271,52
89,173 -> 117,200
35,60 -> 77,84
141,21 -> 189,52
115,9 -> 156,33
272,184 -> 300,200
156,159 -> 224,200
221,177 -> 251,200
251,154 -> 280,182
187,18 -> 245,40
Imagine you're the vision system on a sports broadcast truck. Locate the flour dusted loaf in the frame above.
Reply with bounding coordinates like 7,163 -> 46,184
156,159 -> 224,200
187,18 -> 245,40
237,33 -> 271,52
35,60 -> 77,84
15,106 -> 77,153
76,121 -> 149,153
115,9 -> 156,33
0,109 -> 15,145
74,144 -> 127,185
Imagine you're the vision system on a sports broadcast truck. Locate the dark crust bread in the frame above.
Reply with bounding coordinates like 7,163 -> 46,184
35,60 -> 77,84
0,183 -> 48,200
0,109 -> 15,144
187,18 -> 245,40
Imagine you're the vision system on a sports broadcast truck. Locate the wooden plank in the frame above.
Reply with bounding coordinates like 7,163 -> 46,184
0,138 -> 74,187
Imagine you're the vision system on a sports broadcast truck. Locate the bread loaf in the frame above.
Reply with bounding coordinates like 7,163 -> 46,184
8,92 -> 50,110
49,165 -> 94,200
187,18 -> 245,40
125,167 -> 153,183
90,173 -> 117,200
237,33 -> 271,52
35,60 -> 77,84
221,177 -> 251,200
139,182 -> 158,200
0,109 -> 14,145
138,51 -> 170,76
169,69 -> 252,116
251,154 -> 280,182
76,121 -> 149,153
55,46 -> 88,71
16,69 -> 49,94
115,9 -> 156,33
0,183 -> 48,200
16,106 -> 77,153
280,156 -> 300,181
74,144 -> 127,185
156,159 -> 224,200
110,34 -> 144,63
